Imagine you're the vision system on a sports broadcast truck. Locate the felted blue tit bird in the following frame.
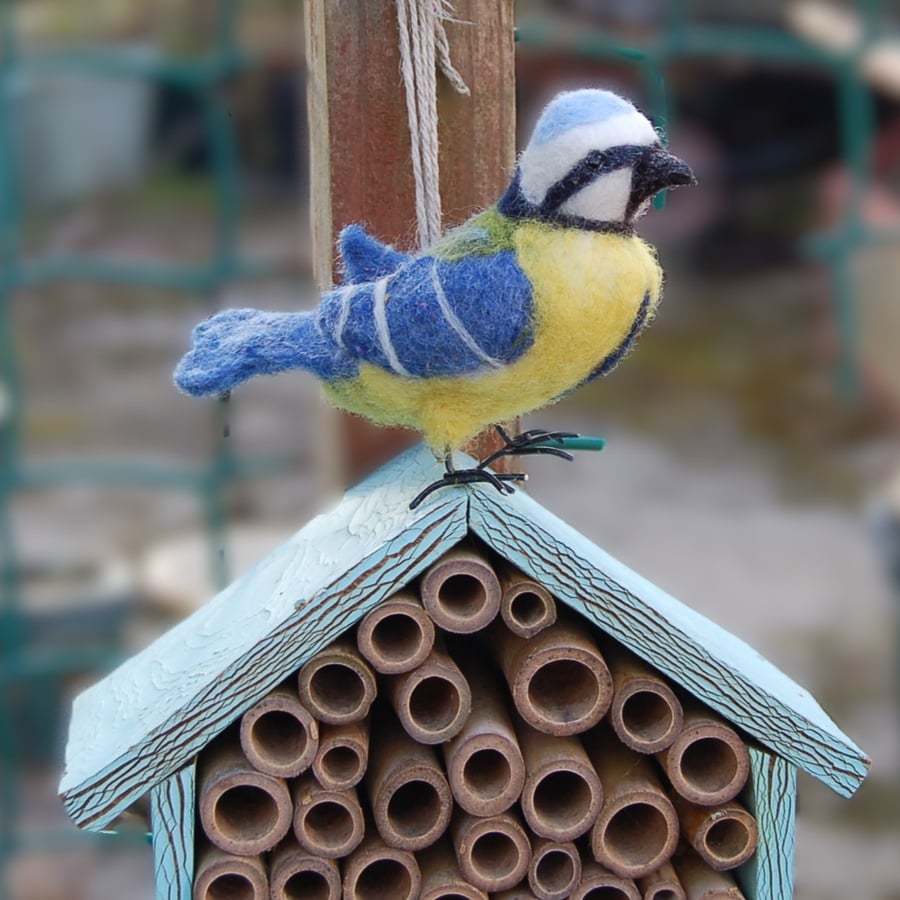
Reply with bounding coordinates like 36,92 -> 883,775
175,89 -> 694,502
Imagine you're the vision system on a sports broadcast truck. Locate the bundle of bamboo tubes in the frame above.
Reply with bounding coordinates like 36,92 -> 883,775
193,540 -> 758,900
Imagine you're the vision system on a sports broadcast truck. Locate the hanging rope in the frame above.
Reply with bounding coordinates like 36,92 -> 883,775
396,0 -> 470,248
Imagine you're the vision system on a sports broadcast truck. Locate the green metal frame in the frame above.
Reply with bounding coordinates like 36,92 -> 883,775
0,2 -> 293,894
517,0 -> 900,395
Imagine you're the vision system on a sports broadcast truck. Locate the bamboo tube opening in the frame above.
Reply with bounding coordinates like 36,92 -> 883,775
603,802 -> 672,872
353,858 -> 415,900
358,595 -> 435,675
421,547 -> 501,633
282,872 -> 331,900
309,664 -> 366,718
318,745 -> 361,786
647,892 -> 678,900
531,770 -> 596,835
571,862 -> 642,900
409,675 -> 462,733
248,711 -> 312,774
618,692 -> 676,749
202,873 -> 256,900
386,778 -> 445,842
680,739 -> 740,796
526,659 -> 603,731
313,719 -> 369,792
270,838 -> 341,900
440,574 -> 488,619
240,687 -> 318,779
303,800 -> 354,851
470,832 -> 522,883
531,846 -> 579,898
578,885 -> 636,900
372,614 -> 427,666
454,811 -> 531,892
703,817 -> 755,869
462,747 -> 512,801
194,845 -> 268,900
508,589 -> 553,632
215,785 -> 281,846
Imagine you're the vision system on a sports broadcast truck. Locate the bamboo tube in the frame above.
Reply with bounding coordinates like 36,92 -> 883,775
658,706 -> 750,806
270,834 -> 341,900
193,842 -> 268,900
492,614 -> 613,735
356,591 -> 435,674
585,726 -> 679,880
638,861 -> 686,900
497,563 -> 557,638
442,653 -> 525,817
673,796 -> 759,872
418,838 -> 489,900
672,854 -> 747,899
451,809 -> 531,893
366,709 -> 452,851
198,736 -> 293,856
313,718 -> 369,791
492,887 -> 537,900
604,644 -> 683,755
342,828 -> 421,900
420,544 -> 501,633
518,721 -> 602,841
239,685 -> 319,779
527,838 -> 581,900
386,641 -> 471,744
572,862 -> 641,900
297,638 -> 377,725
291,774 -> 365,859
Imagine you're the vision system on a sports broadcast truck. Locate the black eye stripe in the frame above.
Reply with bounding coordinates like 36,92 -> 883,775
540,144 -> 651,214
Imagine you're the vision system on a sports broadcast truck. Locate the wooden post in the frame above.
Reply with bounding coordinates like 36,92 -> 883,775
305,0 -> 516,488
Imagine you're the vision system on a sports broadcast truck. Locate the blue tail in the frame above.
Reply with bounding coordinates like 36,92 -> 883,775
174,307 -> 354,397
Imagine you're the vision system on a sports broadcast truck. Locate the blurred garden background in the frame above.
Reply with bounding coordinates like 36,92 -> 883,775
1,1 -> 899,897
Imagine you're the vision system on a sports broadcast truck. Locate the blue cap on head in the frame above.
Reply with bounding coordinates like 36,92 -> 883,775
532,90 -> 636,147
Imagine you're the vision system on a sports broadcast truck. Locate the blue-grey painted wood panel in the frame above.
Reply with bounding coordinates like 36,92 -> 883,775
151,763 -> 195,900
740,747 -> 796,900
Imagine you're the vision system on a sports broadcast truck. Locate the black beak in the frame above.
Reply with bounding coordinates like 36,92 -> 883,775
629,145 -> 695,214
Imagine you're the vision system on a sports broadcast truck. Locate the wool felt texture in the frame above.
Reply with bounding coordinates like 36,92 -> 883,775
174,88 -> 693,456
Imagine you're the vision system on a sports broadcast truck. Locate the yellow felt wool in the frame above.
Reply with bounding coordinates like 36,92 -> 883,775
323,224 -> 662,455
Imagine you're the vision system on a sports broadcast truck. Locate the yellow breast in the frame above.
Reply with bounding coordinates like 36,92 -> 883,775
324,224 -> 663,454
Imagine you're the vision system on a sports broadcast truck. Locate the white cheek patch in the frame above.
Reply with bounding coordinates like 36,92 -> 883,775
559,168 -> 632,223
519,111 -> 657,205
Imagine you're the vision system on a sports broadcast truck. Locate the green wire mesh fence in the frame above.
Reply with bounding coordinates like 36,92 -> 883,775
0,1 -> 298,894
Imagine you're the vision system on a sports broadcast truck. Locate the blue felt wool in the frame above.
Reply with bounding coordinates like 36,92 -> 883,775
531,89 -> 636,146
174,88 -> 694,455
339,224 -> 410,284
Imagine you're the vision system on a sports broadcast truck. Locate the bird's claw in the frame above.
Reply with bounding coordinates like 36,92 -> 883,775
478,427 -> 580,469
409,467 -> 526,510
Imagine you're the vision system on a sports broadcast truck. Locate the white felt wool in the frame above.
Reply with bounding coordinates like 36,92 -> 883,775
520,112 -> 659,206
559,168 -> 633,224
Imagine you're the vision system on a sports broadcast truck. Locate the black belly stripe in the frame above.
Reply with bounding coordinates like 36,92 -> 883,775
588,290 -> 653,382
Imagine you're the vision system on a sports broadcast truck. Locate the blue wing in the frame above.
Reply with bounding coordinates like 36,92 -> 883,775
338,224 -> 411,284
317,248 -> 535,378
174,230 -> 535,396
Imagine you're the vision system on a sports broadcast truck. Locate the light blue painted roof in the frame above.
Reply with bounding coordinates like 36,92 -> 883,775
60,444 -> 869,831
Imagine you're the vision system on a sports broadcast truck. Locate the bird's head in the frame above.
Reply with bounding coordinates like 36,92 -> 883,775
498,89 -> 695,232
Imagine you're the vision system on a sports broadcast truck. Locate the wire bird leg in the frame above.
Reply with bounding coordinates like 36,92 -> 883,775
477,425 -> 579,469
409,455 -> 526,510
409,426 -> 593,509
